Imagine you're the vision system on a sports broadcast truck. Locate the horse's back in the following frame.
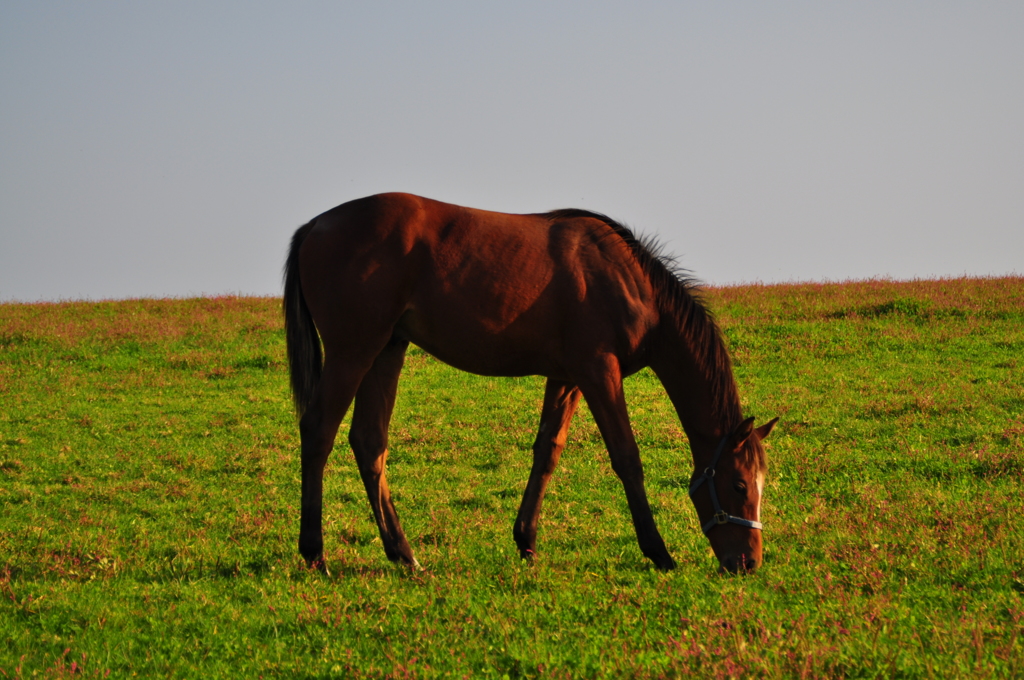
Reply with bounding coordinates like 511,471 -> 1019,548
298,193 -> 658,377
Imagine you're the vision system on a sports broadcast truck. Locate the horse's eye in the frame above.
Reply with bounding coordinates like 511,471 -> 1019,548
733,481 -> 748,495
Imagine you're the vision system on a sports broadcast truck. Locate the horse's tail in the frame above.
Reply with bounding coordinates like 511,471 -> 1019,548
283,219 -> 322,417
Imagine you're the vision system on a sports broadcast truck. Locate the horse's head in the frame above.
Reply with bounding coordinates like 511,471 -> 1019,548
690,416 -> 778,574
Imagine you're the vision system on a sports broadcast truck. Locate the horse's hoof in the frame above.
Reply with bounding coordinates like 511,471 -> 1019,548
305,557 -> 331,576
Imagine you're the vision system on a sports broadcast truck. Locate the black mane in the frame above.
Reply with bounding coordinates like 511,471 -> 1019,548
542,209 -> 742,426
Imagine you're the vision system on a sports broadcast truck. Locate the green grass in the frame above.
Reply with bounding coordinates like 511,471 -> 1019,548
1,278 -> 1023,678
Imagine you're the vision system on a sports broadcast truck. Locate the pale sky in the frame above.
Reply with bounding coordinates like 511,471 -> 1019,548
2,2 -> 1022,301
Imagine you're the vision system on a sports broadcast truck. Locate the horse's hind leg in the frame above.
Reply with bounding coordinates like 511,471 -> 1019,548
348,337 -> 419,568
513,379 -> 582,559
299,356 -> 375,571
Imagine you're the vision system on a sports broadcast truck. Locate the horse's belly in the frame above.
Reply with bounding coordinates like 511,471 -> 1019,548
393,308 -> 564,379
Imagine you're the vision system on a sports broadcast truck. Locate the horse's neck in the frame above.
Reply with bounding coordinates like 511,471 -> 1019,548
649,330 -> 738,450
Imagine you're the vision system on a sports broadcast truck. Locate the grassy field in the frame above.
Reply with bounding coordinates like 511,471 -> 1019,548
1,277 -> 1023,678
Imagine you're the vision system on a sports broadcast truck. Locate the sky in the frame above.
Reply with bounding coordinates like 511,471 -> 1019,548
2,2 -> 1022,301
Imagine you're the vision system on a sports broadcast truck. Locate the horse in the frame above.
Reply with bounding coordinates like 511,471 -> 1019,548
283,193 -> 777,574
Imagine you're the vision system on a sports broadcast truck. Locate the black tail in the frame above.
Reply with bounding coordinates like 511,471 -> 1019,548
283,219 -> 322,417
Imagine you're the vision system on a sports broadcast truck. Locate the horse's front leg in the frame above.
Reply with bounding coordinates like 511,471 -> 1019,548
513,379 -> 582,559
578,358 -> 676,571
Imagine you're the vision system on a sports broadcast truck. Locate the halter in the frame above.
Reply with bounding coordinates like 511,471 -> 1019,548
689,436 -> 763,535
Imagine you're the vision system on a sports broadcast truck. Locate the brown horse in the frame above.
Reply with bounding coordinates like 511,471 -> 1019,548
284,193 -> 776,574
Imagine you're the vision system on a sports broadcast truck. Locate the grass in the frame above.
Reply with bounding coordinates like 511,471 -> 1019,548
1,277 -> 1022,678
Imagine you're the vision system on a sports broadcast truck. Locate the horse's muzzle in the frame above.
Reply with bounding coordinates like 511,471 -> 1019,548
719,553 -> 760,575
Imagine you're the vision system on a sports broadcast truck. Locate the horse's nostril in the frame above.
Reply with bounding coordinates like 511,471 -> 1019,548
720,554 -> 758,574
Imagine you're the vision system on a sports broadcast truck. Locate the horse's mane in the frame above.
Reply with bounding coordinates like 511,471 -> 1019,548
542,209 -> 743,429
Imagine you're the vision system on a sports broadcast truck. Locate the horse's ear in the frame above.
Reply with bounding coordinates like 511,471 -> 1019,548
731,417 -> 757,449
755,417 -> 779,441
